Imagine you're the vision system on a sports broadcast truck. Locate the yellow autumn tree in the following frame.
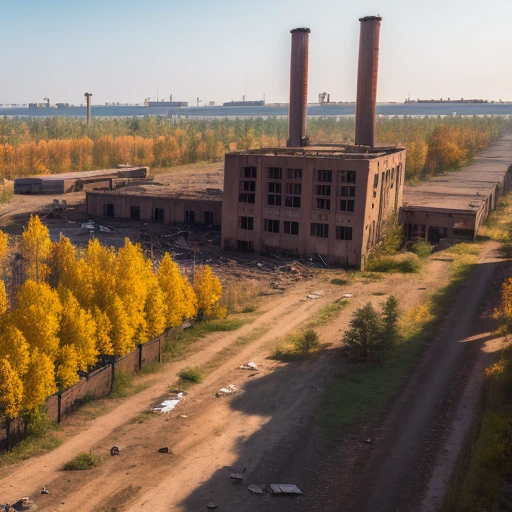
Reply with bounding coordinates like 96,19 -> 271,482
22,348 -> 57,416
20,215 -> 52,282
0,359 -> 23,420
115,239 -> 148,343
0,320 -> 30,376
55,344 -> 80,390
87,239 -> 117,309
0,229 -> 9,277
50,234 -> 77,287
0,280 -> 8,315
194,265 -> 222,319
93,306 -> 114,355
58,288 -> 98,370
14,280 -> 63,359
106,295 -> 136,355
158,253 -> 197,327
144,271 -> 167,339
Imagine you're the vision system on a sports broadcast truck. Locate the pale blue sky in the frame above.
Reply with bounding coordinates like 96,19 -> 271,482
1,0 -> 510,105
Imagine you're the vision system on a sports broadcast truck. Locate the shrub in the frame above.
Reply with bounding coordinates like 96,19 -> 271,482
293,329 -> 319,354
63,452 -> 103,470
111,371 -> 133,398
331,278 -> 349,286
366,255 -> 420,274
408,239 -> 434,258
178,366 -> 203,383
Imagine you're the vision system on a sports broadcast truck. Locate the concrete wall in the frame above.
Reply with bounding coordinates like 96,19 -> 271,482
222,149 -> 406,267
86,192 -> 222,227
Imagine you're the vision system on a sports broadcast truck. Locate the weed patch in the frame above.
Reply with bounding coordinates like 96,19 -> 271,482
366,255 -> 421,274
307,300 -> 349,328
63,452 -> 103,470
177,366 -> 203,384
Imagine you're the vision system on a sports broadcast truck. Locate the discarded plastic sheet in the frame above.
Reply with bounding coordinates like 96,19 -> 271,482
239,362 -> 258,370
307,294 -> 322,299
342,293 -> 353,298
98,225 -> 111,233
81,222 -> 94,230
269,484 -> 303,495
248,484 -> 264,494
152,392 -> 185,413
217,384 -> 237,397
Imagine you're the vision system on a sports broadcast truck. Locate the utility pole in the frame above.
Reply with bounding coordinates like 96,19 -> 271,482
84,92 -> 93,126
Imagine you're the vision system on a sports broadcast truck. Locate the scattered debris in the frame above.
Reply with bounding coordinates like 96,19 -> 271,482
238,362 -> 257,371
110,446 -> 120,456
342,293 -> 353,298
152,391 -> 186,413
269,484 -> 303,495
179,414 -> 188,419
364,437 -> 376,445
216,384 -> 237,397
248,484 -> 264,494
158,447 -> 169,454
307,291 -> 324,299
11,497 -> 37,511
230,467 -> 247,481
206,502 -> 218,510
41,486 -> 50,494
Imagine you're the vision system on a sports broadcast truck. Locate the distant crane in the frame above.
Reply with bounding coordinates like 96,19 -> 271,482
196,97 -> 202,108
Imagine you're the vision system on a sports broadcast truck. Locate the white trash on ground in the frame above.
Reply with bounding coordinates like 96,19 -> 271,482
217,384 -> 237,397
152,392 -> 186,413
238,362 -> 257,370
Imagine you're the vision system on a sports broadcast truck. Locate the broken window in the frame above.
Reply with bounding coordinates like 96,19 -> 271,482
310,223 -> 329,238
130,205 -> 140,220
103,203 -> 115,217
283,221 -> 299,235
339,199 -> 355,212
317,170 -> 332,183
238,216 -> 254,230
153,208 -> 165,222
239,193 -> 255,203
240,166 -> 257,178
336,226 -> 353,240
285,195 -> 301,208
185,210 -> 195,224
316,185 -> 331,196
263,219 -> 280,233
239,180 -> 256,191
373,174 -> 379,188
316,198 -> 331,210
237,240 -> 254,252
204,211 -> 214,225
267,194 -> 282,206
287,168 -> 302,180
339,186 -> 356,197
268,182 -> 281,193
338,171 -> 356,183
268,167 -> 282,180
286,183 -> 301,195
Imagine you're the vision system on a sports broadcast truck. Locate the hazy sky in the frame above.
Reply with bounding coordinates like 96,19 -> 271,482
1,0 -> 511,105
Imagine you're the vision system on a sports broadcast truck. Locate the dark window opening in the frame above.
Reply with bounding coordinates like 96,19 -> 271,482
103,203 -> 115,217
263,219 -> 280,233
237,240 -> 254,252
310,223 -> 329,238
130,205 -> 140,220
336,226 -> 353,240
238,216 -> 254,230
268,167 -> 282,180
239,193 -> 255,203
284,221 -> 299,235
285,196 -> 301,208
240,166 -> 257,179
287,168 -> 302,180
339,186 -> 356,197
316,184 -> 331,196
239,180 -> 256,191
184,210 -> 195,224
338,171 -> 356,183
340,199 -> 355,212
204,211 -> 214,225
373,174 -> 379,188
316,198 -> 331,210
267,194 -> 282,206
153,207 -> 165,222
286,183 -> 301,194
268,182 -> 281,193
318,170 -> 332,183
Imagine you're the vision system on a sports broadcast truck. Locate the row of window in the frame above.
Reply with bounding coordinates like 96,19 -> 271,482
238,216 -> 352,240
102,204 -> 213,224
239,166 -> 357,184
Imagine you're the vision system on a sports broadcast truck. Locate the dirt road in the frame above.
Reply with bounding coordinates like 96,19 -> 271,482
304,242 -> 508,512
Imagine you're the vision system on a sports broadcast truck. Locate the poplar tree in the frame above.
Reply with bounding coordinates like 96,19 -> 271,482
144,274 -> 166,339
0,321 -> 30,376
194,265 -> 222,319
0,358 -> 23,420
20,215 -> 52,282
22,348 -> 57,416
107,295 -> 136,355
93,306 -> 114,355
55,344 -> 80,390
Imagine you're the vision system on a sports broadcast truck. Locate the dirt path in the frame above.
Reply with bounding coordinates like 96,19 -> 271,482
0,255 -> 450,511
309,242 -> 508,512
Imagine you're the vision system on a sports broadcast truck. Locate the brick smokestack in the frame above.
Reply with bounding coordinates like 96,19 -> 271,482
287,28 -> 310,147
355,16 -> 382,148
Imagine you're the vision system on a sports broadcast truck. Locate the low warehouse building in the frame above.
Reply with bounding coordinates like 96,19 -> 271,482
14,166 -> 150,195
86,184 -> 222,227
401,134 -> 512,242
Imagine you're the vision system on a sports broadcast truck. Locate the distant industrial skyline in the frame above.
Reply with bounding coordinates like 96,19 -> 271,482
1,0 -> 511,106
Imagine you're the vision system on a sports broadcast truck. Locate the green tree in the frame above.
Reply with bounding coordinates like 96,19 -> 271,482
382,295 -> 401,349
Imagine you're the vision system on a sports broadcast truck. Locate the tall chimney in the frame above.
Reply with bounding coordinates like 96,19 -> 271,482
355,16 -> 382,148
287,28 -> 310,147
84,92 -> 93,127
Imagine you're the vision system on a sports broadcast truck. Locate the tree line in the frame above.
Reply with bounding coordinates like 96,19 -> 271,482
0,116 -> 509,181
0,215 -> 222,426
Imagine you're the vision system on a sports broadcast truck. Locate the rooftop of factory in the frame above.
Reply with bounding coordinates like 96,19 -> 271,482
229,144 -> 406,159
15,166 -> 149,183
